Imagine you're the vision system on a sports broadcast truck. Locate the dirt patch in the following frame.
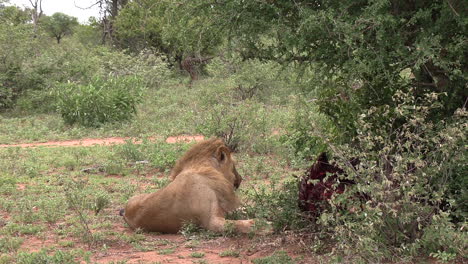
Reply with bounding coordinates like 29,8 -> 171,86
92,233 -> 318,264
0,135 -> 205,148
16,183 -> 27,191
165,134 -> 205,144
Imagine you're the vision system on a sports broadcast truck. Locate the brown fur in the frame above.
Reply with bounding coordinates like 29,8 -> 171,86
122,138 -> 261,234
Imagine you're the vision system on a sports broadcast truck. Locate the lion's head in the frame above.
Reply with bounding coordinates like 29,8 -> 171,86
170,138 -> 242,189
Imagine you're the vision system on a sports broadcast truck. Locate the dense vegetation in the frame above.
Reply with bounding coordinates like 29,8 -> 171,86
0,0 -> 466,263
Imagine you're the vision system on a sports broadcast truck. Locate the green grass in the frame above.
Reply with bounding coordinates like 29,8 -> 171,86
0,78 -> 293,146
252,251 -> 295,264
0,76 -> 309,263
157,248 -> 175,255
190,252 -> 205,258
219,250 -> 240,257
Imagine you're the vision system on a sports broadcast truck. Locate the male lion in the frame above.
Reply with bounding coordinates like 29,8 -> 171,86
121,138 -> 258,234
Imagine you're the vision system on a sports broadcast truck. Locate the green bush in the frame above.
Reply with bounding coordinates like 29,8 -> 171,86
206,55 -> 297,104
231,177 -> 309,232
0,23 -> 46,109
280,98 -> 333,168
196,99 -> 271,152
55,76 -> 143,127
316,90 -> 467,261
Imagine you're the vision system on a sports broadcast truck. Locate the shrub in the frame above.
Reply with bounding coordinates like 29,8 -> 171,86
280,98 -> 333,168
231,177 -> 309,232
206,55 -> 294,103
196,99 -> 270,152
315,90 -> 467,261
55,76 -> 143,127
0,23 -> 46,109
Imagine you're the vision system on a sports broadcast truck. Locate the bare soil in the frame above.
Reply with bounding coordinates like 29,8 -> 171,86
0,134 -> 205,148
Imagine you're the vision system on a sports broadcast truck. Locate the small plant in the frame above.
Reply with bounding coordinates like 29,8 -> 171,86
62,178 -> 96,247
58,241 -> 75,248
2,223 -> 43,235
222,221 -> 237,237
118,140 -> 145,162
236,178 -> 309,232
190,252 -> 205,258
252,251 -> 295,264
184,240 -> 200,249
153,176 -> 170,189
54,76 -> 143,127
104,160 -> 126,175
0,237 -> 23,253
148,142 -> 189,170
219,250 -> 240,258
16,249 -> 79,264
120,233 -> 146,244
13,198 -> 41,224
179,222 -> 202,239
91,190 -> 110,215
157,248 -> 175,255
429,250 -> 457,263
38,196 -> 66,223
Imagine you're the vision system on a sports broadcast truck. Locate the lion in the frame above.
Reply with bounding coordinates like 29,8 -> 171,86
121,138 -> 262,234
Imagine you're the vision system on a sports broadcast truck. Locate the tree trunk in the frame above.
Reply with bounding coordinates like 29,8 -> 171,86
28,0 -> 43,38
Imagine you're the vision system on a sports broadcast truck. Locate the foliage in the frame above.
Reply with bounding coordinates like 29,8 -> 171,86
115,0 -> 224,63
0,237 -> 23,253
1,5 -> 170,111
188,0 -> 467,139
315,90 -> 467,261
206,56 -> 284,102
252,251 -> 295,264
0,18 -> 44,109
73,20 -> 101,46
196,99 -> 270,152
219,250 -> 240,258
16,250 -> 79,264
54,76 -> 143,127
0,4 -> 30,25
116,139 -> 190,170
40,12 -> 78,44
231,176 -> 309,232
279,98 -> 332,168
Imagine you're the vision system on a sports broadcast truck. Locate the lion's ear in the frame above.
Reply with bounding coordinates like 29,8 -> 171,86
215,146 -> 230,164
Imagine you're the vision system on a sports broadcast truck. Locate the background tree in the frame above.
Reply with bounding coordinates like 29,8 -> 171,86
115,1 -> 225,79
0,3 -> 31,25
74,17 -> 102,46
28,0 -> 42,37
0,3 -> 42,109
41,12 -> 78,44
76,0 -> 129,44
184,0 -> 467,137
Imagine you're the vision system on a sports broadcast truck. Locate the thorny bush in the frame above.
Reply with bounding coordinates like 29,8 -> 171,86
315,90 -> 467,262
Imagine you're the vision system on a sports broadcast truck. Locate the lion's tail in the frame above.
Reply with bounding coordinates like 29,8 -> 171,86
119,208 -> 125,216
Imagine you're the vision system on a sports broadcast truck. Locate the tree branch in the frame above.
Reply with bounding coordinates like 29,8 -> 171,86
446,0 -> 460,16
74,0 -> 101,10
